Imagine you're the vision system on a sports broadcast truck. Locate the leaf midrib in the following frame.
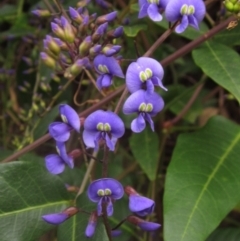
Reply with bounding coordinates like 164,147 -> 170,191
180,132 -> 240,241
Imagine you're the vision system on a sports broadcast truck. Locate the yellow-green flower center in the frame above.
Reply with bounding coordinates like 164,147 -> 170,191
61,114 -> 68,123
98,64 -> 109,73
147,0 -> 159,4
97,122 -> 111,132
97,188 -> 112,196
180,4 -> 195,15
138,103 -> 153,112
139,68 -> 153,82
56,146 -> 60,155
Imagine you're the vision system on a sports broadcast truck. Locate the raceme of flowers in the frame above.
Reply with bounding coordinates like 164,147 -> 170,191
38,0 -> 206,238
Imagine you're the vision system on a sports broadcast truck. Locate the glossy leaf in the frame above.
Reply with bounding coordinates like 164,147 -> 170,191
164,116 -> 240,241
192,41 -> 240,103
130,128 -> 159,181
0,161 -> 70,241
206,228 -> 240,241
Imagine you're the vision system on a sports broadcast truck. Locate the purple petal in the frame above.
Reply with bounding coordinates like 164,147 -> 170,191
107,198 -> 114,216
56,142 -> 74,168
131,114 -> 146,133
87,178 -> 124,202
83,130 -> 98,149
138,221 -> 161,231
146,80 -> 155,94
48,122 -> 71,142
101,74 -> 112,88
129,195 -> 155,216
59,104 -> 80,132
96,75 -> 104,89
126,62 -> 143,93
45,154 -> 65,174
42,213 -> 68,225
188,15 -> 199,30
138,1 -> 149,19
111,230 -> 122,237
85,221 -> 97,238
145,114 -> 155,131
93,55 -> 124,78
176,15 -> 189,33
105,134 -> 115,151
151,76 -> 167,91
147,4 -> 162,22
97,198 -> 103,215
192,0 -> 206,22
165,0 -> 185,22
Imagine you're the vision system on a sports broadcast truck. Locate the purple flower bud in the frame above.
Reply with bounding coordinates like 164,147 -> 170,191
69,7 -> 83,23
93,54 -> 124,89
138,0 -> 170,21
102,45 -> 121,57
44,35 -> 61,54
126,57 -> 166,94
123,90 -> 164,132
96,11 -> 118,24
42,207 -> 79,225
125,186 -> 155,216
127,216 -> 161,231
79,36 -> 92,56
165,0 -> 206,33
107,26 -> 124,39
32,9 -> 51,17
60,16 -> 75,43
51,22 -> 65,39
92,23 -> 108,42
85,211 -> 98,237
40,52 -> 56,68
65,57 -> 90,78
89,45 -> 102,56
22,57 -> 33,66
95,0 -> 111,9
87,178 -> 124,216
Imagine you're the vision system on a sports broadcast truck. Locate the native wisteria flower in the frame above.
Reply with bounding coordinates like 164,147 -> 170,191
93,54 -> 124,89
49,104 -> 80,142
126,57 -> 166,94
83,110 -> 124,151
127,216 -> 161,231
138,0 -> 170,21
123,90 -> 164,132
42,207 -> 79,225
87,178 -> 124,216
45,142 -> 74,174
165,0 -> 206,33
125,186 -> 155,216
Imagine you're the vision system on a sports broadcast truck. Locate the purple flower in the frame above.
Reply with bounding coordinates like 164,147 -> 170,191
123,90 -> 164,132
45,142 -> 74,174
138,0 -> 170,21
125,186 -> 155,216
165,0 -> 206,33
126,57 -> 166,94
127,216 -> 161,231
87,178 -> 124,216
96,11 -> 118,24
93,54 -> 124,89
49,104 -> 80,142
42,207 -> 79,225
85,211 -> 98,238
83,110 -> 124,151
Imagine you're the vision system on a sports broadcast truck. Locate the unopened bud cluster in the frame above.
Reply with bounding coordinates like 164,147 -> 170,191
224,0 -> 240,13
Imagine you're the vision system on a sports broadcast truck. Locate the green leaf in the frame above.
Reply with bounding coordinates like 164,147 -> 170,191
33,104 -> 60,140
192,41 -> 240,103
164,116 -> 240,241
0,161 -> 70,241
130,128 -> 159,181
206,228 -> 240,241
123,24 -> 147,37
58,194 -> 109,241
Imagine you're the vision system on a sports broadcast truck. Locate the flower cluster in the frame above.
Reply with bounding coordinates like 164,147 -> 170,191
123,57 -> 165,133
138,0 -> 206,33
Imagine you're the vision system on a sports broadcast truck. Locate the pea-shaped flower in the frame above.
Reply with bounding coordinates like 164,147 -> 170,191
83,110 -> 125,151
123,90 -> 164,133
126,57 -> 166,94
127,216 -> 161,231
138,0 -> 170,21
49,104 -> 80,142
45,142 -> 74,174
87,178 -> 124,216
93,54 -> 124,90
165,0 -> 206,33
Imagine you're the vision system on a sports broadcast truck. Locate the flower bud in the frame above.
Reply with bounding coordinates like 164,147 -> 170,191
61,16 -> 75,43
79,36 -> 92,56
44,35 -> 61,55
32,9 -> 51,17
102,44 -> 121,57
51,22 -> 65,40
107,26 -> 124,39
64,58 -> 90,78
127,216 -> 161,231
96,0 -> 112,9
68,149 -> 82,158
40,52 -> 56,68
92,23 -> 108,43
69,7 -> 83,23
85,211 -> 98,238
89,45 -> 102,57
95,11 -> 117,25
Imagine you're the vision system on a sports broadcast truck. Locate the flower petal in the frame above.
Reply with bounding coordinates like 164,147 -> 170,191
105,134 -> 115,151
56,142 -> 74,168
138,221 -> 161,231
138,1 -> 149,19
48,122 -> 71,142
165,0 -> 186,22
188,15 -> 199,30
146,79 -> 155,94
129,195 -> 155,216
131,114 -> 146,133
192,0 -> 206,22
175,15 -> 189,33
59,104 -> 80,132
147,4 -> 162,22
126,62 -> 143,93
42,213 -> 68,225
107,198 -> 114,216
101,74 -> 112,88
97,198 -> 103,216
83,130 -> 98,149
45,154 -> 65,174
144,113 -> 155,131
85,221 -> 97,238
96,75 -> 104,89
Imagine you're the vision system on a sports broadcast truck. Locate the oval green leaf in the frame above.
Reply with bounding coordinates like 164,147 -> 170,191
192,41 -> 240,103
206,228 -> 240,241
164,116 -> 240,241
